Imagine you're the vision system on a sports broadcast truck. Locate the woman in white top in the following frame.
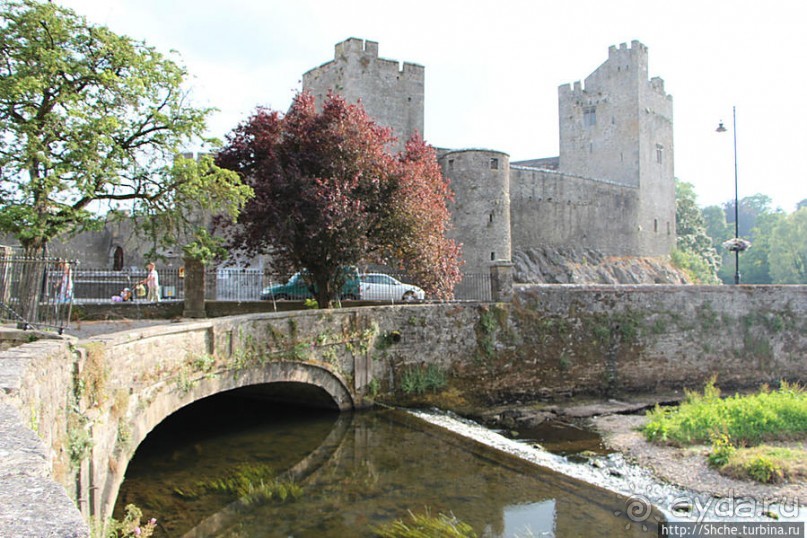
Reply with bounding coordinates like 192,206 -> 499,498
140,262 -> 160,302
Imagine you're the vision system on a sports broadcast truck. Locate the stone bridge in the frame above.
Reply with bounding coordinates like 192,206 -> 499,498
2,285 -> 807,536
1,304 -> 481,536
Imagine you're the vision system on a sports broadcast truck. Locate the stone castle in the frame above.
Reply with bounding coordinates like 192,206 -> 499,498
304,38 -> 678,280
34,37 -> 681,285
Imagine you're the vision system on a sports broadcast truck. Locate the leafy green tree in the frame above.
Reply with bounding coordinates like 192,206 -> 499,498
0,0 -> 251,257
674,180 -> 720,283
729,210 -> 785,284
705,194 -> 779,284
724,194 -> 773,240
769,208 -> 807,284
702,205 -> 731,252
216,92 -> 462,308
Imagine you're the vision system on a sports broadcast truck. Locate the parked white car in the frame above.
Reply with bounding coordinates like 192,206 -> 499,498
359,273 -> 425,302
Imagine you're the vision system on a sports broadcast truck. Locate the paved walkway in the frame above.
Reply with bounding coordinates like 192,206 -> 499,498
60,319 -> 173,340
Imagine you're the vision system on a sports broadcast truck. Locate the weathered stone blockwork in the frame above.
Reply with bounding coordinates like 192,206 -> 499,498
494,285 -> 807,401
0,339 -> 88,537
2,286 -> 805,535
303,37 -> 424,154
509,167 -> 639,254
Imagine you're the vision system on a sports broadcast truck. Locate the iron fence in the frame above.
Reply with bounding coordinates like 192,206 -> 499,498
0,253 -> 77,333
242,270 -> 491,303
213,267 -> 270,301
68,267 -> 184,303
65,266 -> 493,304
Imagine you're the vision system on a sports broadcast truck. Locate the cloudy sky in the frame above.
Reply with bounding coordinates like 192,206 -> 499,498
56,0 -> 806,211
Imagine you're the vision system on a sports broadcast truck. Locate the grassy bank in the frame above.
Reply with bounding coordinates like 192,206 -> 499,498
643,379 -> 807,483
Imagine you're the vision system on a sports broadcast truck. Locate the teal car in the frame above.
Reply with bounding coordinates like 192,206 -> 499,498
260,270 -> 360,301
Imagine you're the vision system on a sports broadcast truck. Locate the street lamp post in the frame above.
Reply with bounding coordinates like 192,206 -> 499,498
716,106 -> 744,285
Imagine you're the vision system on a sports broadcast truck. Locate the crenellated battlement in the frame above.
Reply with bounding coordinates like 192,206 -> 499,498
608,40 -> 647,60
313,37 -> 424,79
335,37 -> 379,59
303,37 -> 425,154
558,40 -> 668,100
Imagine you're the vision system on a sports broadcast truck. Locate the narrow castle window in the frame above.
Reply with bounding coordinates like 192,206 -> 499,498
656,144 -> 664,164
489,211 -> 494,223
491,252 -> 495,261
654,219 -> 659,233
667,221 -> 671,235
583,106 -> 596,127
448,159 -> 454,171
490,158 -> 499,170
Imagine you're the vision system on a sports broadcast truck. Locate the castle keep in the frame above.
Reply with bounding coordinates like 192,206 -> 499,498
304,38 -> 677,275
303,39 -> 424,155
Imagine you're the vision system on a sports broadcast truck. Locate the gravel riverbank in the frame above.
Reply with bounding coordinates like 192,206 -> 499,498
591,413 -> 807,505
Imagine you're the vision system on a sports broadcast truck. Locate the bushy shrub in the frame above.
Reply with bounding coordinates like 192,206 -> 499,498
644,379 -> 807,446
745,456 -> 784,484
707,433 -> 736,467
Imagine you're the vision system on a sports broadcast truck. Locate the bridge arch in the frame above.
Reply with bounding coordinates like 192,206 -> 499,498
98,360 -> 353,521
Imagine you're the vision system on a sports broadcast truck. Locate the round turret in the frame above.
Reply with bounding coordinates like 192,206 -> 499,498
439,149 -> 511,276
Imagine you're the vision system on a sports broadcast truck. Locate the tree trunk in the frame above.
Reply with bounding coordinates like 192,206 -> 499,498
313,274 -> 334,309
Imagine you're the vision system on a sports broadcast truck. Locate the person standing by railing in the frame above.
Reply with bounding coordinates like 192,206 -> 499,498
56,261 -> 73,303
139,262 -> 160,302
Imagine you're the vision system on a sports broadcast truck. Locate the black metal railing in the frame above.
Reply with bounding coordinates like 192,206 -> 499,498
0,253 -> 77,333
70,268 -> 184,303
62,267 -> 493,304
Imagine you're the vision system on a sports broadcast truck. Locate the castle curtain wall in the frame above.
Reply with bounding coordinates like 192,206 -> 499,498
509,167 -> 640,256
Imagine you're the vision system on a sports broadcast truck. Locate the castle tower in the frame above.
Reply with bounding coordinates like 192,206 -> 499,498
558,41 -> 675,256
439,149 -> 512,278
302,38 -> 425,153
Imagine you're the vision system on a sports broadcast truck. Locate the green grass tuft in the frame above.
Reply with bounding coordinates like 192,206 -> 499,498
373,509 -> 477,538
401,365 -> 447,395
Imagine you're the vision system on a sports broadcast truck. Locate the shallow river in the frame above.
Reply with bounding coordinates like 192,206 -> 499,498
115,393 -> 660,537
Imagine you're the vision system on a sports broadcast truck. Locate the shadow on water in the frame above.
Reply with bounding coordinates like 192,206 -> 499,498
116,394 -> 661,537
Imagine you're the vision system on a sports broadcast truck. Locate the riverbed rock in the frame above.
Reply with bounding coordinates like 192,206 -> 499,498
553,399 -> 666,419
468,406 -> 557,431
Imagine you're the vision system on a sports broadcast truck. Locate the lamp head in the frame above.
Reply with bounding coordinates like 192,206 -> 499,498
716,120 -> 727,133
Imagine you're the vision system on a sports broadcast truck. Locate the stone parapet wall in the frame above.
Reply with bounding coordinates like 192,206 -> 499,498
0,338 -> 88,537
